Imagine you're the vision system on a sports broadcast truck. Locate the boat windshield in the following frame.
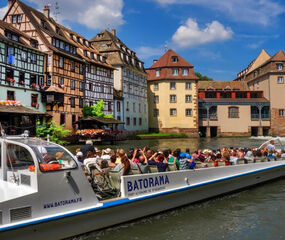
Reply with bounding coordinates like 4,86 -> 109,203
31,144 -> 77,171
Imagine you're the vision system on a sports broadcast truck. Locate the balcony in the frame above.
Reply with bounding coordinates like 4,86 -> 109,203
199,114 -> 218,121
251,114 -> 270,121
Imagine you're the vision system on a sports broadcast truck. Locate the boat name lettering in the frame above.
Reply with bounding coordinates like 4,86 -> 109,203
43,197 -> 82,209
127,175 -> 170,192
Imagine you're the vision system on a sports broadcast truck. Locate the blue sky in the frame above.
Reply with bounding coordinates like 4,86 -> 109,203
1,0 -> 285,80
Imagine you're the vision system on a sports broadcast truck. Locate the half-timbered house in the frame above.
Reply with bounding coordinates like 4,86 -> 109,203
0,20 -> 46,135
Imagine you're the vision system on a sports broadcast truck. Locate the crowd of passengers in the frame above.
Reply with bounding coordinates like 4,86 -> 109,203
76,140 -> 285,177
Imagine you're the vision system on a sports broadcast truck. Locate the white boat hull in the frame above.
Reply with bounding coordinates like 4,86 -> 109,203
2,162 -> 285,240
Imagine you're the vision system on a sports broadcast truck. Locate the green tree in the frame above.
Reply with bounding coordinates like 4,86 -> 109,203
82,100 -> 113,118
195,72 -> 213,81
36,121 -> 71,145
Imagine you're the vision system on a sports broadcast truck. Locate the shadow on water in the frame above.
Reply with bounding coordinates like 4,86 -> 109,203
67,137 -> 285,240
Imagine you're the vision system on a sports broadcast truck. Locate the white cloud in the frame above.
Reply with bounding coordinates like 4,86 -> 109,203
172,18 -> 233,48
26,0 -> 124,29
136,46 -> 164,59
0,5 -> 8,19
154,0 -> 284,25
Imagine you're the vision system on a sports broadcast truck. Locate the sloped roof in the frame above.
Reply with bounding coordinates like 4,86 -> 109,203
270,50 -> 285,61
198,81 -> 249,91
77,117 -> 124,124
247,49 -> 271,73
45,85 -> 65,93
149,49 -> 194,69
0,105 -> 45,115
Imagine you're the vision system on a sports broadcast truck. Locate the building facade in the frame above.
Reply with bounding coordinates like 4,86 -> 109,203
90,29 -> 148,133
235,49 -> 285,136
4,1 -> 114,130
0,20 -> 46,135
146,49 -> 199,136
198,81 -> 270,137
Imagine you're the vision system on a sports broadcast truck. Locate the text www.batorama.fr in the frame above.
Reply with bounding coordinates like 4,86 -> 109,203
43,197 -> 82,209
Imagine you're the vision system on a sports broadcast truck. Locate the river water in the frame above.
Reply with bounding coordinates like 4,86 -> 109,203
67,137 -> 285,240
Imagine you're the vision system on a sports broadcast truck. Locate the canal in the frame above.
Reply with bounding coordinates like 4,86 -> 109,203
67,137 -> 285,240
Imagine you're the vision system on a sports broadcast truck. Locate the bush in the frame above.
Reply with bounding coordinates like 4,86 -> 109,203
36,120 -> 71,145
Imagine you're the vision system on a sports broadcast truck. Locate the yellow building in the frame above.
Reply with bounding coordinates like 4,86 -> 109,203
146,49 -> 199,136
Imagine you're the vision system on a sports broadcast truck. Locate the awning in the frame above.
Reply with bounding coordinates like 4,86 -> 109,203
76,117 -> 124,124
45,85 -> 65,93
0,105 -> 45,115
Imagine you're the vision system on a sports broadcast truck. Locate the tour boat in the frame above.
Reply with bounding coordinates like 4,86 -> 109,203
1,134 -> 285,240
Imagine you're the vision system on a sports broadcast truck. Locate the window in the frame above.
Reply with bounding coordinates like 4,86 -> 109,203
84,50 -> 87,57
79,64 -> 83,74
126,101 -> 129,111
154,109 -> 159,117
228,107 -> 239,118
170,95 -> 176,103
30,40 -> 38,48
185,95 -> 192,103
60,113 -> 65,125
59,77 -> 64,86
277,64 -> 283,71
126,117 -> 130,125
139,118 -> 142,126
182,69 -> 188,76
139,103 -> 141,113
170,108 -> 177,116
31,94 -> 38,108
79,82 -> 83,91
7,91 -> 15,100
12,15 -> 17,23
91,53 -> 94,59
108,102 -> 112,112
21,51 -> 27,61
70,33 -> 74,40
279,109 -> 285,116
172,56 -> 178,62
7,46 -> 15,64
156,70 -> 160,77
133,103 -> 136,112
79,98 -> 84,108
60,41 -> 64,49
72,115 -> 76,125
117,101 -> 121,112
7,144 -> 34,170
17,15 -> 22,23
170,82 -> 176,90
89,83 -> 92,91
154,95 -> 159,103
172,69 -> 178,76
133,118 -> 137,126
71,61 -> 75,72
154,82 -> 159,91
41,20 -> 47,29
277,76 -> 284,84
185,108 -> 192,116
59,57 -> 64,68
89,101 -> 93,106
19,72 -> 25,85
30,54 -> 36,63
71,80 -> 75,90
70,97 -> 75,108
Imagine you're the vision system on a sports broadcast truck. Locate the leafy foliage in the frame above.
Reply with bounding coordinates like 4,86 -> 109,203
82,100 -> 113,118
36,121 -> 71,145
195,72 -> 213,81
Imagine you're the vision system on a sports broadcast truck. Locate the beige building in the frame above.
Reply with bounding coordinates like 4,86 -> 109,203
236,49 -> 285,136
146,49 -> 199,136
198,81 -> 270,137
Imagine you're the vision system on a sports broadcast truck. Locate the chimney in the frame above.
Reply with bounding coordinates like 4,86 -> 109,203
8,0 -> 14,8
43,5 -> 50,18
153,60 -> 157,64
112,29 -> 116,36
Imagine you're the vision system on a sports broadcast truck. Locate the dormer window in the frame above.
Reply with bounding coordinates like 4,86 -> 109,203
56,27 -> 60,35
277,64 -> 283,71
97,55 -> 101,61
84,50 -> 87,57
5,31 -> 19,42
12,14 -> 22,24
156,70 -> 160,77
41,20 -> 47,29
30,40 -> 38,48
70,33 -> 74,40
77,36 -> 80,43
172,69 -> 178,76
172,56 -> 178,63
102,56 -> 106,63
83,39 -> 86,45
91,53 -> 94,59
182,68 -> 188,76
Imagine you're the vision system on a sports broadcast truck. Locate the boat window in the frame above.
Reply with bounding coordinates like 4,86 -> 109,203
33,145 -> 77,172
7,144 -> 34,169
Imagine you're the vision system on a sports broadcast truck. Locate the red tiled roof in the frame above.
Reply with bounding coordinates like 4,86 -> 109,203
270,50 -> 285,61
146,49 -> 199,81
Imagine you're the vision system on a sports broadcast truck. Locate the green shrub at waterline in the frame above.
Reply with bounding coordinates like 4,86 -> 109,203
36,121 -> 71,145
129,132 -> 188,139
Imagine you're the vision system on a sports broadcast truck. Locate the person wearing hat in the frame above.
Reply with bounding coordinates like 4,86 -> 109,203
101,148 -> 112,161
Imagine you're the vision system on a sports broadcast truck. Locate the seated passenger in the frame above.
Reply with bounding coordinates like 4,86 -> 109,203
281,150 -> 285,160
114,156 -> 133,176
187,154 -> 196,169
109,155 -> 117,168
56,152 -> 64,164
83,151 -> 98,165
132,151 -> 150,174
178,153 -> 189,170
148,152 -> 169,172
